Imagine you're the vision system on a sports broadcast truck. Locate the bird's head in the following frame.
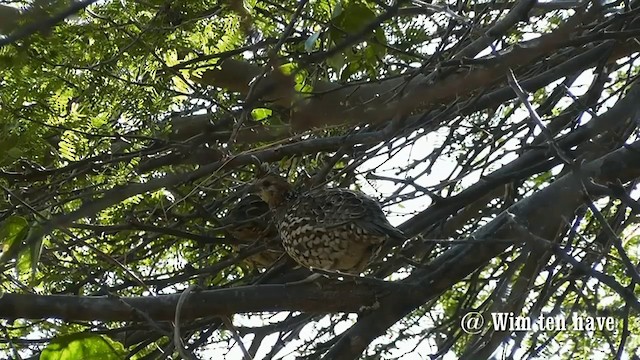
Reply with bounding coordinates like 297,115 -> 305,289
252,173 -> 293,208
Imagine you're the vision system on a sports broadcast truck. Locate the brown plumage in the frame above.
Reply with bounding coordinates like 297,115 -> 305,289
254,173 -> 405,274
224,195 -> 282,268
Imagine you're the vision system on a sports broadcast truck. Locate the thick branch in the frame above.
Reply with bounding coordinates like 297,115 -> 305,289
194,8 -> 608,132
0,282 -> 387,321
0,5 -> 21,34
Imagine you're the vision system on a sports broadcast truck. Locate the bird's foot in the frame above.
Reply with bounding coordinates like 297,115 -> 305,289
282,269 -> 394,289
283,272 -> 324,286
311,269 -> 392,288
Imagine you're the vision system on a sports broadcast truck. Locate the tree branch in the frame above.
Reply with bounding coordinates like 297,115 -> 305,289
0,282 -> 392,321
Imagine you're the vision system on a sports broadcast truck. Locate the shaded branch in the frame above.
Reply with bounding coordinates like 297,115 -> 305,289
0,282 -> 391,321
0,0 -> 99,47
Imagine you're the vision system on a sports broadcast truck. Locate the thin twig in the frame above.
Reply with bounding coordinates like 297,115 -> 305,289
582,192 -> 640,285
507,69 -> 574,165
175,285 -> 200,360
222,315 -> 253,360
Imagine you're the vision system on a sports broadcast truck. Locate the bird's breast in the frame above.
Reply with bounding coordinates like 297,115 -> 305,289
277,218 -> 386,272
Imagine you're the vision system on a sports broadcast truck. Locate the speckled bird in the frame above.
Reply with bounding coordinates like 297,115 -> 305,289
224,195 -> 282,268
254,173 -> 405,274
225,195 -> 274,241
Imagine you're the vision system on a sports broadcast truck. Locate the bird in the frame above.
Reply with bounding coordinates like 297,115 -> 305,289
253,173 -> 405,274
223,195 -> 283,268
225,195 -> 274,240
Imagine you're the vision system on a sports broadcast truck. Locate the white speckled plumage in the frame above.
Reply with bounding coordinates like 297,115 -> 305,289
255,174 -> 405,273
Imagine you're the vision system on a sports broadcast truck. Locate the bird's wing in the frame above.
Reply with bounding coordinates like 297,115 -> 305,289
289,188 -> 405,240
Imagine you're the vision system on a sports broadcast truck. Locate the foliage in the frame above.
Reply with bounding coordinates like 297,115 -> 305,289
0,0 -> 639,359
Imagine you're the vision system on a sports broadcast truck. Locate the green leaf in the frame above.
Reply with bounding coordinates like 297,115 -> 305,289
59,131 -> 79,162
331,1 -> 343,19
41,333 -> 125,360
326,54 -> 346,75
29,223 -> 46,279
251,108 -> 273,121
305,31 -> 321,53
331,1 -> 376,35
0,216 -> 29,265
279,63 -> 296,75
0,133 -> 21,166
13,222 -> 46,279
